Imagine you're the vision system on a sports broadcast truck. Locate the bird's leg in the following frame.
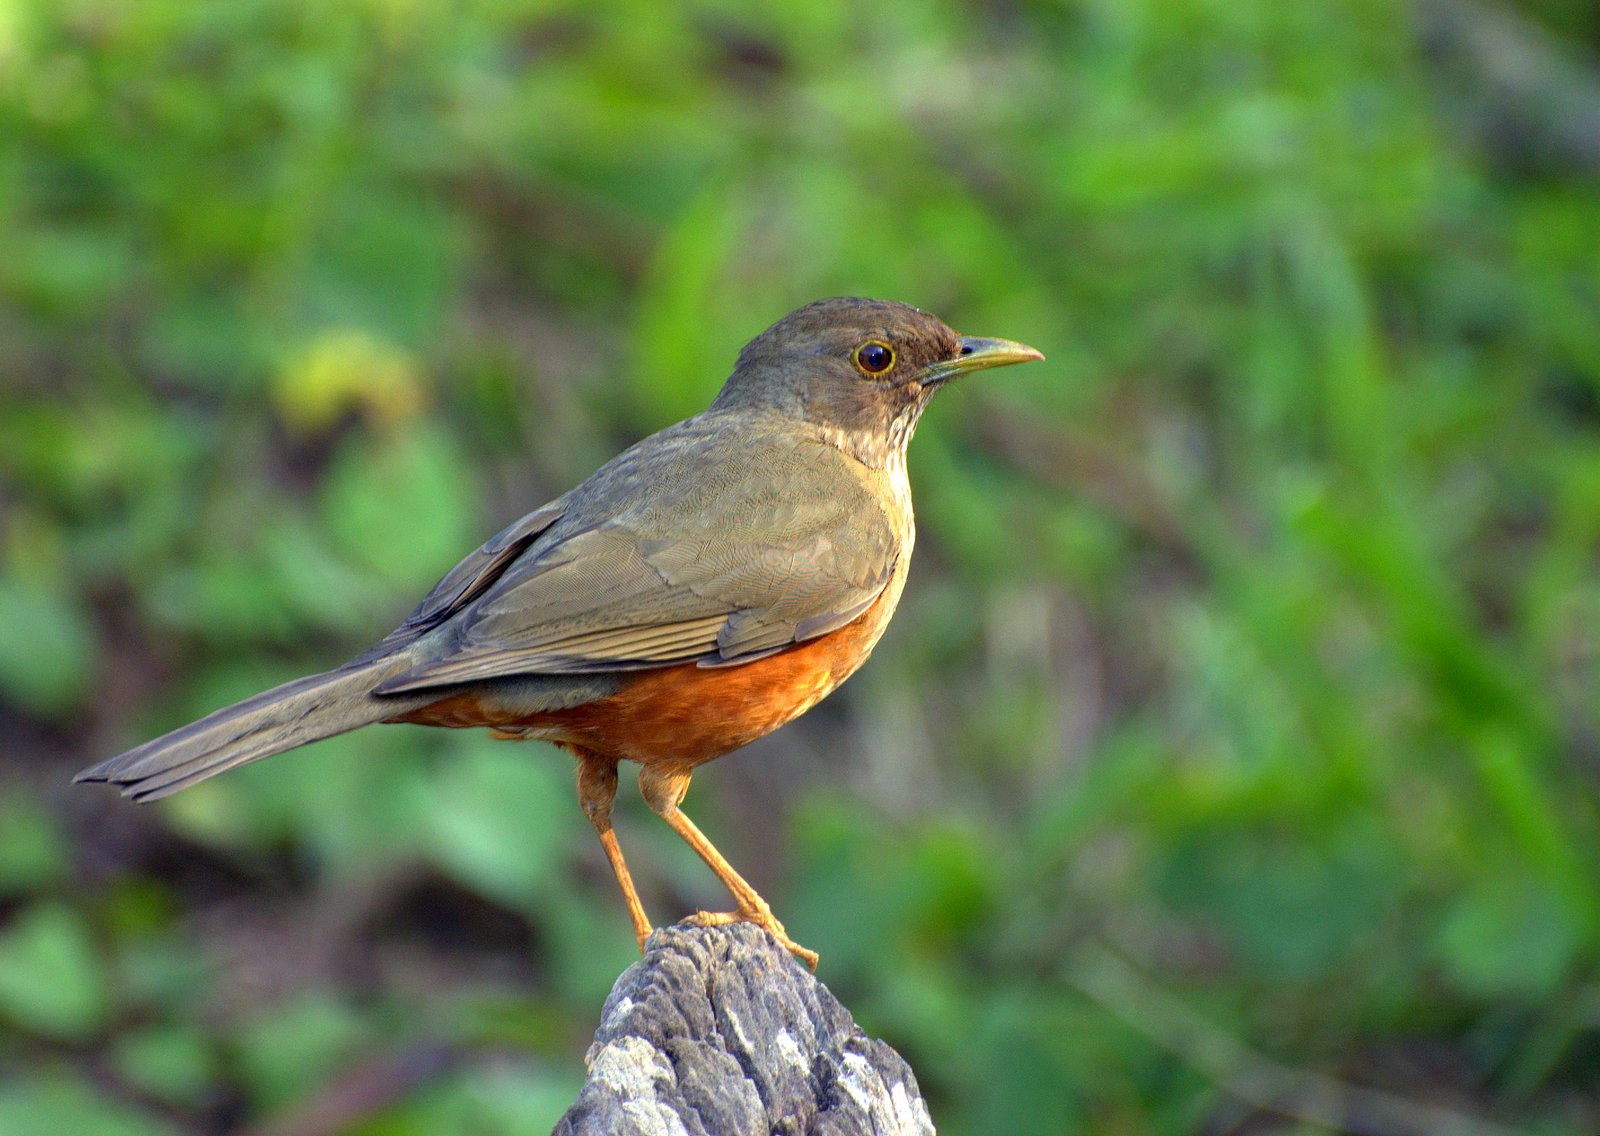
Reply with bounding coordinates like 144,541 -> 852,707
637,765 -> 819,970
575,750 -> 654,953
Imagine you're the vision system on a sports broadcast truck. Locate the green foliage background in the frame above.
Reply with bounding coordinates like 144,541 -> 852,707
3,1 -> 1600,1132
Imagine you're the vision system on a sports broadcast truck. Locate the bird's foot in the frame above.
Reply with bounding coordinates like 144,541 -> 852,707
689,908 -> 820,971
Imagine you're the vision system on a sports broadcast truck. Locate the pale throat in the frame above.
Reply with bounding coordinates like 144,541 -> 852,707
813,398 -> 927,521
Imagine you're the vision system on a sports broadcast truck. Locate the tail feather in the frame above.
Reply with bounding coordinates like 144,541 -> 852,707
76,655 -> 431,802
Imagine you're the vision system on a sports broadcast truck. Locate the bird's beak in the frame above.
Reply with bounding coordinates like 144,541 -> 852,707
923,336 -> 1046,385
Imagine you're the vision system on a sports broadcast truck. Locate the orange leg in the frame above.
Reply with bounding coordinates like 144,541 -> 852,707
575,751 -> 654,952
638,765 -> 819,970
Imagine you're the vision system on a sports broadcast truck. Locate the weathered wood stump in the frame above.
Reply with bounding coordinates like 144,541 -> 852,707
554,921 -> 935,1136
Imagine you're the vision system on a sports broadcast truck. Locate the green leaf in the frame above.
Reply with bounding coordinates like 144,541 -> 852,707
236,996 -> 368,1111
0,576 -> 96,715
301,187 -> 460,346
0,1076 -> 178,1136
426,741 -> 571,907
363,1061 -> 579,1136
1437,875 -> 1582,999
1156,826 -> 1398,982
111,1025 -> 217,1106
0,903 -> 109,1040
319,425 -> 481,596
0,797 -> 69,895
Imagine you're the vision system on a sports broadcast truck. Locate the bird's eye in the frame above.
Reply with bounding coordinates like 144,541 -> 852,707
853,341 -> 895,375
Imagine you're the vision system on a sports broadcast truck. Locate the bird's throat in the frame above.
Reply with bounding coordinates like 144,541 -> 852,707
815,398 -> 929,473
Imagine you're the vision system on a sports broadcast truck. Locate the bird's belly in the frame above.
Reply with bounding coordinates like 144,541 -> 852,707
506,571 -> 906,771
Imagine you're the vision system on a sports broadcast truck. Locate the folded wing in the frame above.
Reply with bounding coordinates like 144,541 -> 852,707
373,429 -> 898,692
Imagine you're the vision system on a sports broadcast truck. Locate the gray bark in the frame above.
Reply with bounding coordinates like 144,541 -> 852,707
554,921 -> 935,1136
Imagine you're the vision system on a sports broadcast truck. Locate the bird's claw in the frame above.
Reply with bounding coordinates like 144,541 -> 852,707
689,908 -> 820,971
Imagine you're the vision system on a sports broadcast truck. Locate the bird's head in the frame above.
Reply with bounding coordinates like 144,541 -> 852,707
712,298 -> 1044,468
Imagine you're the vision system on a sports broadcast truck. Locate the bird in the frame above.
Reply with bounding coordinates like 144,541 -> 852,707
76,297 -> 1044,968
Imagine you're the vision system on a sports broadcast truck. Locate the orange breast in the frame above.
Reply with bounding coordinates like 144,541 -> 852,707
511,576 -> 903,773
394,560 -> 909,772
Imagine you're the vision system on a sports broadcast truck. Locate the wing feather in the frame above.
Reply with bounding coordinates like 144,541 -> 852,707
372,423 -> 902,691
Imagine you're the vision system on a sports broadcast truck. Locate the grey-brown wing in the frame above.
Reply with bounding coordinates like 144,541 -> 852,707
353,500 -> 566,662
373,431 -> 898,691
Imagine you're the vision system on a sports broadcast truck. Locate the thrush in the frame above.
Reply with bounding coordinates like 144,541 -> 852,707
77,297 -> 1044,968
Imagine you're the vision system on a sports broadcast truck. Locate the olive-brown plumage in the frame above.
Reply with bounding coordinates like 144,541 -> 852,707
76,297 -> 1044,967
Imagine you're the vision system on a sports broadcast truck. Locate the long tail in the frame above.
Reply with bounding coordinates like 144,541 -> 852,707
75,655 -> 432,802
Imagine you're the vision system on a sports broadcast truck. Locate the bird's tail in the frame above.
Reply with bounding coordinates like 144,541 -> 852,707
75,655 -> 432,802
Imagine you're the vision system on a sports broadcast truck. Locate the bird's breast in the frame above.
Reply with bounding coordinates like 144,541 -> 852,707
494,556 -> 911,772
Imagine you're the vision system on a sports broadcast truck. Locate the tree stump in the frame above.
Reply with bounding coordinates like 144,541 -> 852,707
554,921 -> 935,1136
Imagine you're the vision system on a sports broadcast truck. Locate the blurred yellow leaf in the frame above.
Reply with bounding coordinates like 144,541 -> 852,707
274,328 -> 428,434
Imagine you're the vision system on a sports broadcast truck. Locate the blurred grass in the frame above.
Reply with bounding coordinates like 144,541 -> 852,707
2,0 -> 1599,1133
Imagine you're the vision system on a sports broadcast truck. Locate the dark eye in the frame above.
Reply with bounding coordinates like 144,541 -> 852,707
853,341 -> 894,375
